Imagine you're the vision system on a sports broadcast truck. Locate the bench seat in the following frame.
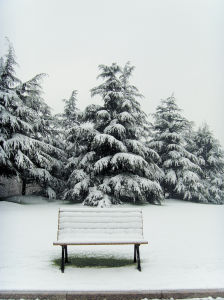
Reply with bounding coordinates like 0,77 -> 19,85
53,239 -> 148,245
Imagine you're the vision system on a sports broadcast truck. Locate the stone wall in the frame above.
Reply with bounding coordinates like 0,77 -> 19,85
0,176 -> 42,198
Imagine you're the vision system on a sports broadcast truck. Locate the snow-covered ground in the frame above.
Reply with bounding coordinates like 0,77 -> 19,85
0,197 -> 224,291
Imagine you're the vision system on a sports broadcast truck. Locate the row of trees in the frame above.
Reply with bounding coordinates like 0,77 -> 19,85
1,43 -> 224,205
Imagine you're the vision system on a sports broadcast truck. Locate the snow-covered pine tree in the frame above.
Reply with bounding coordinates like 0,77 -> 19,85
64,63 -> 163,207
120,62 -> 150,140
189,124 -> 224,204
56,90 -> 81,190
150,95 -> 203,201
61,90 -> 79,129
0,43 -> 20,177
63,120 -> 96,203
0,42 -> 64,198
0,40 -> 20,89
16,73 -> 65,197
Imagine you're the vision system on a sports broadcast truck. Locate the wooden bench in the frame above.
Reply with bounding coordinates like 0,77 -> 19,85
53,208 -> 148,272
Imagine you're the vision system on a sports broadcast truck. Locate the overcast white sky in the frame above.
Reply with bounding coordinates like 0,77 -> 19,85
1,0 -> 224,145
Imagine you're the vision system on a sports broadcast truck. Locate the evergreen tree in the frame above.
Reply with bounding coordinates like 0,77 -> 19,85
0,42 -> 64,198
190,124 -> 224,204
17,74 -> 65,197
0,41 -> 20,89
0,42 -> 22,177
150,95 -> 203,201
64,63 -> 163,206
57,90 -> 81,188
62,90 -> 79,129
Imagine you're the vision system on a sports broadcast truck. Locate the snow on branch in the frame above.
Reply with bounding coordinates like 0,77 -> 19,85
69,122 -> 97,141
161,131 -> 183,143
0,110 -> 21,131
146,148 -> 161,162
79,151 -> 96,168
68,169 -> 88,184
104,123 -> 126,138
106,174 -> 162,203
149,140 -> 163,151
168,150 -> 181,160
125,139 -> 148,158
72,177 -> 90,196
31,168 -> 53,183
179,157 -> 200,171
83,186 -> 107,207
94,156 -> 112,174
0,145 -> 8,165
92,134 -> 127,153
96,110 -> 111,120
110,152 -> 149,174
165,169 -> 177,185
6,134 -> 36,151
183,170 -> 200,183
15,149 -> 34,169
163,159 -> 179,168
117,112 -> 135,124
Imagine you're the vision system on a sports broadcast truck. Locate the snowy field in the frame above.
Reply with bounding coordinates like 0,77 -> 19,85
0,197 -> 224,291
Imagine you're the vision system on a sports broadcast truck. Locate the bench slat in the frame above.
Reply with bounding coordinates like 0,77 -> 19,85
59,228 -> 143,234
58,231 -> 143,241
59,208 -> 142,212
60,216 -> 142,222
60,212 -> 141,218
60,223 -> 142,230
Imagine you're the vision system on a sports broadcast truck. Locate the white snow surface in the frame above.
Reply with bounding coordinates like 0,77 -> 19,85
0,198 -> 224,291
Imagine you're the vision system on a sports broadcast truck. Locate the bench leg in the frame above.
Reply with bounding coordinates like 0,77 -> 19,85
61,246 -> 65,273
136,244 -> 141,271
65,245 -> 69,264
134,245 -> 137,263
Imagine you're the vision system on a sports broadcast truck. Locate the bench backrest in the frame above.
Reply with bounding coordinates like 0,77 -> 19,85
57,208 -> 144,242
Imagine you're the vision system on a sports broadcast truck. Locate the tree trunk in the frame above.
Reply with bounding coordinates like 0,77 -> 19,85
22,178 -> 26,195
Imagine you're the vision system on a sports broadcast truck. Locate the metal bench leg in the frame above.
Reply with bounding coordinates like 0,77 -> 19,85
61,246 -> 65,273
65,245 -> 69,264
134,244 -> 137,263
136,244 -> 141,271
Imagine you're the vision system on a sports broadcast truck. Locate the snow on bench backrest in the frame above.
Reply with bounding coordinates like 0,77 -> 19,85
57,208 -> 145,243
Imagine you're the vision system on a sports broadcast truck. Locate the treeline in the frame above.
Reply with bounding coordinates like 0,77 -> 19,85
0,43 -> 224,205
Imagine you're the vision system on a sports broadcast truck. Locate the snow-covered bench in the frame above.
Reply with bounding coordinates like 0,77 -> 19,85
53,208 -> 148,272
